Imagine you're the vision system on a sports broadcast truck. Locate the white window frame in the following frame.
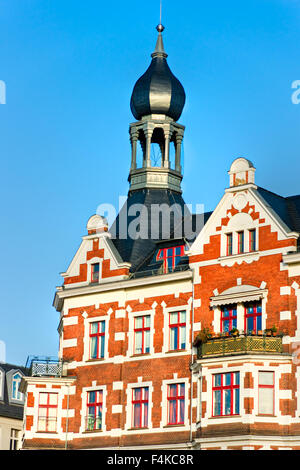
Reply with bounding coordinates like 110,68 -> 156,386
83,314 -> 109,362
80,385 -> 107,434
127,309 -> 155,358
162,303 -> 191,354
160,377 -> 190,429
125,380 -> 153,431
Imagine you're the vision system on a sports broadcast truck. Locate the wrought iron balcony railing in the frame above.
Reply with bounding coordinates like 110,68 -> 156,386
25,356 -> 67,378
196,334 -> 284,359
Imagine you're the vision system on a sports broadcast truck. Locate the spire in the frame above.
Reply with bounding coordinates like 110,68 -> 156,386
152,24 -> 168,59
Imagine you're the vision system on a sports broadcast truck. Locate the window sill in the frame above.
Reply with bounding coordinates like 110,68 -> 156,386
36,431 -> 58,434
163,423 -> 185,428
166,349 -> 186,354
86,358 -> 105,362
83,429 -> 103,434
210,414 -> 240,419
131,353 -> 151,358
127,427 -> 149,431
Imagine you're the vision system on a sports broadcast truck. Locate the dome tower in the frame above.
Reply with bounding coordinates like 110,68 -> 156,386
128,24 -> 186,194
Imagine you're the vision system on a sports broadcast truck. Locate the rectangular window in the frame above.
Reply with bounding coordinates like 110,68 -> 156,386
245,301 -> 262,333
9,429 -> 19,450
86,390 -> 103,431
134,315 -> 150,355
167,383 -> 185,425
226,233 -> 233,256
238,231 -> 244,254
91,263 -> 100,283
169,311 -> 186,350
38,393 -> 58,432
213,372 -> 240,417
221,305 -> 237,332
249,229 -> 256,252
258,372 -> 274,415
89,321 -> 105,359
132,387 -> 149,429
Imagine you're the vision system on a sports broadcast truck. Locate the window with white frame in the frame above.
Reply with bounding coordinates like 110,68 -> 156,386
258,371 -> 274,416
37,392 -> 58,432
134,315 -> 150,355
131,387 -> 149,429
12,373 -> 23,401
245,301 -> 262,333
86,390 -> 103,431
167,383 -> 185,425
212,372 -> 240,417
169,311 -> 186,351
89,320 -> 105,359
9,429 -> 20,450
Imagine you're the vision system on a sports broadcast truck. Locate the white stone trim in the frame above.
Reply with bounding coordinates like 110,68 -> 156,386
62,338 -> 77,349
280,311 -> 291,321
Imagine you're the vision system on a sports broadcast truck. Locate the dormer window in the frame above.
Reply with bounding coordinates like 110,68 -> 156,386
12,373 -> 23,401
91,263 -> 100,283
157,246 -> 185,274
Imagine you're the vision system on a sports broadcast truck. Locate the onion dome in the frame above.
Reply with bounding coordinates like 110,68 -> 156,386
130,25 -> 186,122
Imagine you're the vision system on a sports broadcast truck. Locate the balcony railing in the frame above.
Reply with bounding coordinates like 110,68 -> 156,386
196,334 -> 284,359
25,356 -> 67,377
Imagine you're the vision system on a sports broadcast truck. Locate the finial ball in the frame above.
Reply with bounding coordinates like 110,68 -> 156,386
156,24 -> 165,33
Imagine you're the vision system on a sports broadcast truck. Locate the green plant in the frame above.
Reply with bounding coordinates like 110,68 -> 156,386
271,325 -> 277,333
195,328 -> 211,344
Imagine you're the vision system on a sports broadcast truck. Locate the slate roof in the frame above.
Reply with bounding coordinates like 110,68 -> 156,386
0,363 -> 27,421
110,188 -> 212,274
256,187 -> 300,234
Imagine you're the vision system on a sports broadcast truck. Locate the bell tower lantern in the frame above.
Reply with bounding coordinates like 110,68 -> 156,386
128,24 -> 186,193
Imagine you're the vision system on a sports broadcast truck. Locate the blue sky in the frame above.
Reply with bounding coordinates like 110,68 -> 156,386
1,0 -> 300,365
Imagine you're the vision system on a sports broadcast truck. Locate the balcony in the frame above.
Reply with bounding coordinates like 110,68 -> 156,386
25,356 -> 67,377
195,334 -> 284,359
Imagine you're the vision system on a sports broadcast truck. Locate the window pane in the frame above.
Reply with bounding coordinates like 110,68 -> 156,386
89,391 -> 96,403
169,384 -> 177,397
247,316 -> 254,332
49,394 -> 58,405
39,393 -> 48,405
135,331 -> 143,354
214,390 -> 221,416
170,312 -> 178,324
215,374 -> 221,387
145,330 -> 150,353
224,389 -> 231,415
259,372 -> 274,386
170,327 -> 178,350
180,326 -> 186,349
144,315 -> 151,328
234,388 -> 240,414
225,373 -> 231,386
91,322 -> 98,334
259,388 -> 274,415
180,311 -> 186,323
168,400 -> 176,424
90,336 -> 98,358
179,398 -> 185,422
135,317 -> 143,329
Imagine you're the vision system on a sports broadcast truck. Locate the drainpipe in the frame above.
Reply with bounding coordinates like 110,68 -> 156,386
65,385 -> 70,450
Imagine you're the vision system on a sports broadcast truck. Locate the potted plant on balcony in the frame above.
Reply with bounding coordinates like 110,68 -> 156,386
264,328 -> 272,336
194,328 -> 211,345
271,325 -> 278,337
230,327 -> 239,337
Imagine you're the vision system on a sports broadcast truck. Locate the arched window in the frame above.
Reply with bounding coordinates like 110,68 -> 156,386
12,373 -> 23,401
